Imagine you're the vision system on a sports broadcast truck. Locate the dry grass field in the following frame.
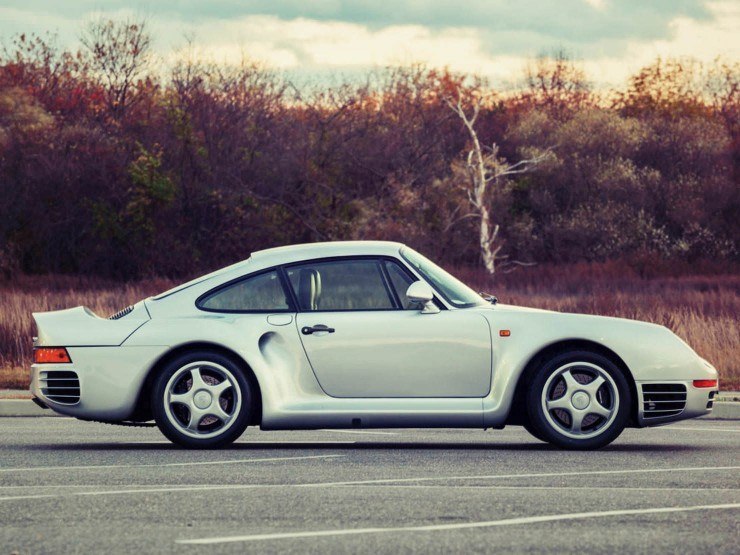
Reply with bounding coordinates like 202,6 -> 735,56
1,266 -> 738,390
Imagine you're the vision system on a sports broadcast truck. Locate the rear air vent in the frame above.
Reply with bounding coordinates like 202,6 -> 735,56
40,370 -> 80,405
109,306 -> 133,320
642,383 -> 687,419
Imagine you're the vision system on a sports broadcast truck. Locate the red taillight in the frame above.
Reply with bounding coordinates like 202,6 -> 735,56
33,348 -> 71,364
693,379 -> 718,388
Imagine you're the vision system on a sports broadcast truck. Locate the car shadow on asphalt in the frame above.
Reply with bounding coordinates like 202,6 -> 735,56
20,441 -> 708,452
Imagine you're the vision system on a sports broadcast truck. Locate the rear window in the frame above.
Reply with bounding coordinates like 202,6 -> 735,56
197,270 -> 290,312
153,258 -> 253,300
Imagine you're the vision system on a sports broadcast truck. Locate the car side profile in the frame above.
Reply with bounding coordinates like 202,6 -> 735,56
30,241 -> 720,449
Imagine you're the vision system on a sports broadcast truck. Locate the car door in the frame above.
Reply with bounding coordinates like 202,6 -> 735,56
286,257 -> 492,398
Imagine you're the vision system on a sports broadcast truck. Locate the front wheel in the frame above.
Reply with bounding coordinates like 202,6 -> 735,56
151,351 -> 254,448
525,351 -> 631,449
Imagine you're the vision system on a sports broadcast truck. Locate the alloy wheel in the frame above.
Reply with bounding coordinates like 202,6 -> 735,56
540,361 -> 619,440
163,361 -> 242,440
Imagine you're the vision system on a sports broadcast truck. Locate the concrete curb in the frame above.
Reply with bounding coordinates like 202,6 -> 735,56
0,398 -> 738,419
699,402 -> 740,421
0,399 -> 60,417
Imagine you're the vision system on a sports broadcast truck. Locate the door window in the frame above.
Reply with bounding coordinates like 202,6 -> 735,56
384,260 -> 418,309
285,259 -> 396,311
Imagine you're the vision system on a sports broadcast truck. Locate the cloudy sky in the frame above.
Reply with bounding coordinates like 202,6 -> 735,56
1,0 -> 738,87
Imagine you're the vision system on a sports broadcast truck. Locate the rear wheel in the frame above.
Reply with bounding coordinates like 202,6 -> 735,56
151,351 -> 253,448
522,420 -> 548,442
525,350 -> 631,449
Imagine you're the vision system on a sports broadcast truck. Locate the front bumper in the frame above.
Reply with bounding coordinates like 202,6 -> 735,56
636,379 -> 719,427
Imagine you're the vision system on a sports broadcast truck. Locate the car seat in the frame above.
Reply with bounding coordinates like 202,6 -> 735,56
297,268 -> 322,310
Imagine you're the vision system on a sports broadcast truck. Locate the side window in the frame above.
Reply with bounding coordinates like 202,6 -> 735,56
286,259 -> 396,311
198,270 -> 290,311
384,260 -> 418,309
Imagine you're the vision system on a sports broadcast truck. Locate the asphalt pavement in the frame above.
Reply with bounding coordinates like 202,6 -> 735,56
1,419 -> 738,554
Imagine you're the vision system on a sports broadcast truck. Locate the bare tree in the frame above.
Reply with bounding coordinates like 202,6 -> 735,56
523,50 -> 592,115
81,18 -> 151,118
446,91 -> 552,275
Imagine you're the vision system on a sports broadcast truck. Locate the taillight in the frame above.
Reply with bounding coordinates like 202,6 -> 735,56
693,379 -> 718,388
33,347 -> 72,364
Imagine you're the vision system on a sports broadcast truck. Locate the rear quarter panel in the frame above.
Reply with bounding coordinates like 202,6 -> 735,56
122,314 -> 327,425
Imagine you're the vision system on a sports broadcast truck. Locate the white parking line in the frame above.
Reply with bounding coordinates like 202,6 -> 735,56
77,485 -> 263,497
346,485 -> 740,492
0,454 -> 344,473
1,465 -> 739,502
176,502 -> 740,544
655,426 -> 740,433
119,440 -> 356,444
0,483 -> 325,503
241,440 -> 356,443
0,486 -> 266,501
0,494 -> 58,502
1,483 -> 738,493
321,429 -> 398,436
297,465 -> 740,487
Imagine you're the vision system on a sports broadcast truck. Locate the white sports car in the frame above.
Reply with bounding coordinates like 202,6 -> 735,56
30,241 -> 719,449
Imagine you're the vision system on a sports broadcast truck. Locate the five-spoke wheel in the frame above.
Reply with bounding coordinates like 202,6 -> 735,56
164,362 -> 241,439
541,362 -> 618,439
525,350 -> 631,449
152,351 -> 254,448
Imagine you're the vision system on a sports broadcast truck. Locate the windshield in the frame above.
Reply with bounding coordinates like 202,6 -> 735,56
400,247 -> 487,308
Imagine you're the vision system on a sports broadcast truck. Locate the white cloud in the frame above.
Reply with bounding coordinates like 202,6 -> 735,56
582,0 -> 608,10
160,2 -> 738,88
582,0 -> 740,87
164,16 -> 519,77
0,1 -> 737,89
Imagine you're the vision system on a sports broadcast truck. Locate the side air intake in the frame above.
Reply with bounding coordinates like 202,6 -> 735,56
642,383 -> 687,419
40,370 -> 80,405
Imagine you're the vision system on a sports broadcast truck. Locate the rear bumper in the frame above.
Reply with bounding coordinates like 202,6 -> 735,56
30,345 -> 168,421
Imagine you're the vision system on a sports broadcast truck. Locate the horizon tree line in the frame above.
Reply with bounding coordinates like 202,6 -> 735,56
0,19 -> 737,280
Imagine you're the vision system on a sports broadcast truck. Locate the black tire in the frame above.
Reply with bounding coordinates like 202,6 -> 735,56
525,350 -> 631,450
151,350 -> 254,449
522,420 -> 548,442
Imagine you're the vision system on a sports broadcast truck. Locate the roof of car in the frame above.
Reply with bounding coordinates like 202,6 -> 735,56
150,241 -> 407,302
251,240 -> 406,265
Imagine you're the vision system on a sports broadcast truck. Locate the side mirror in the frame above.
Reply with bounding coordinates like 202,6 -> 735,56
406,282 -> 440,314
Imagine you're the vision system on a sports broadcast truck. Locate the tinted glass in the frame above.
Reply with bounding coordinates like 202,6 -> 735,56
384,260 -> 417,309
199,270 -> 290,311
400,247 -> 486,308
286,259 -> 396,311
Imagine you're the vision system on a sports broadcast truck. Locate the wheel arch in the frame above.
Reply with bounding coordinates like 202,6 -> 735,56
130,341 -> 263,425
505,338 -> 638,427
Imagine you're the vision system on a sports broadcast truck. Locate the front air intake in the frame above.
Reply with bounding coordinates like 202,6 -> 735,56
642,383 -> 687,419
40,370 -> 80,405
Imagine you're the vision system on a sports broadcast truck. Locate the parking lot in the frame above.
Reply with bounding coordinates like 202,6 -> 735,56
1,418 -> 738,553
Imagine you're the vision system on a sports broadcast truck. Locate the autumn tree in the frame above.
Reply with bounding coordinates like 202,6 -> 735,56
519,51 -> 592,116
81,18 -> 152,119
0,17 -> 737,278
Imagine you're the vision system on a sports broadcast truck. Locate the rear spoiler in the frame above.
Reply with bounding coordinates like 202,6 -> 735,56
32,302 -> 150,347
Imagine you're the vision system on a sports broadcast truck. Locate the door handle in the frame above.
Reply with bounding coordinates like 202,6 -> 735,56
301,324 -> 335,335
